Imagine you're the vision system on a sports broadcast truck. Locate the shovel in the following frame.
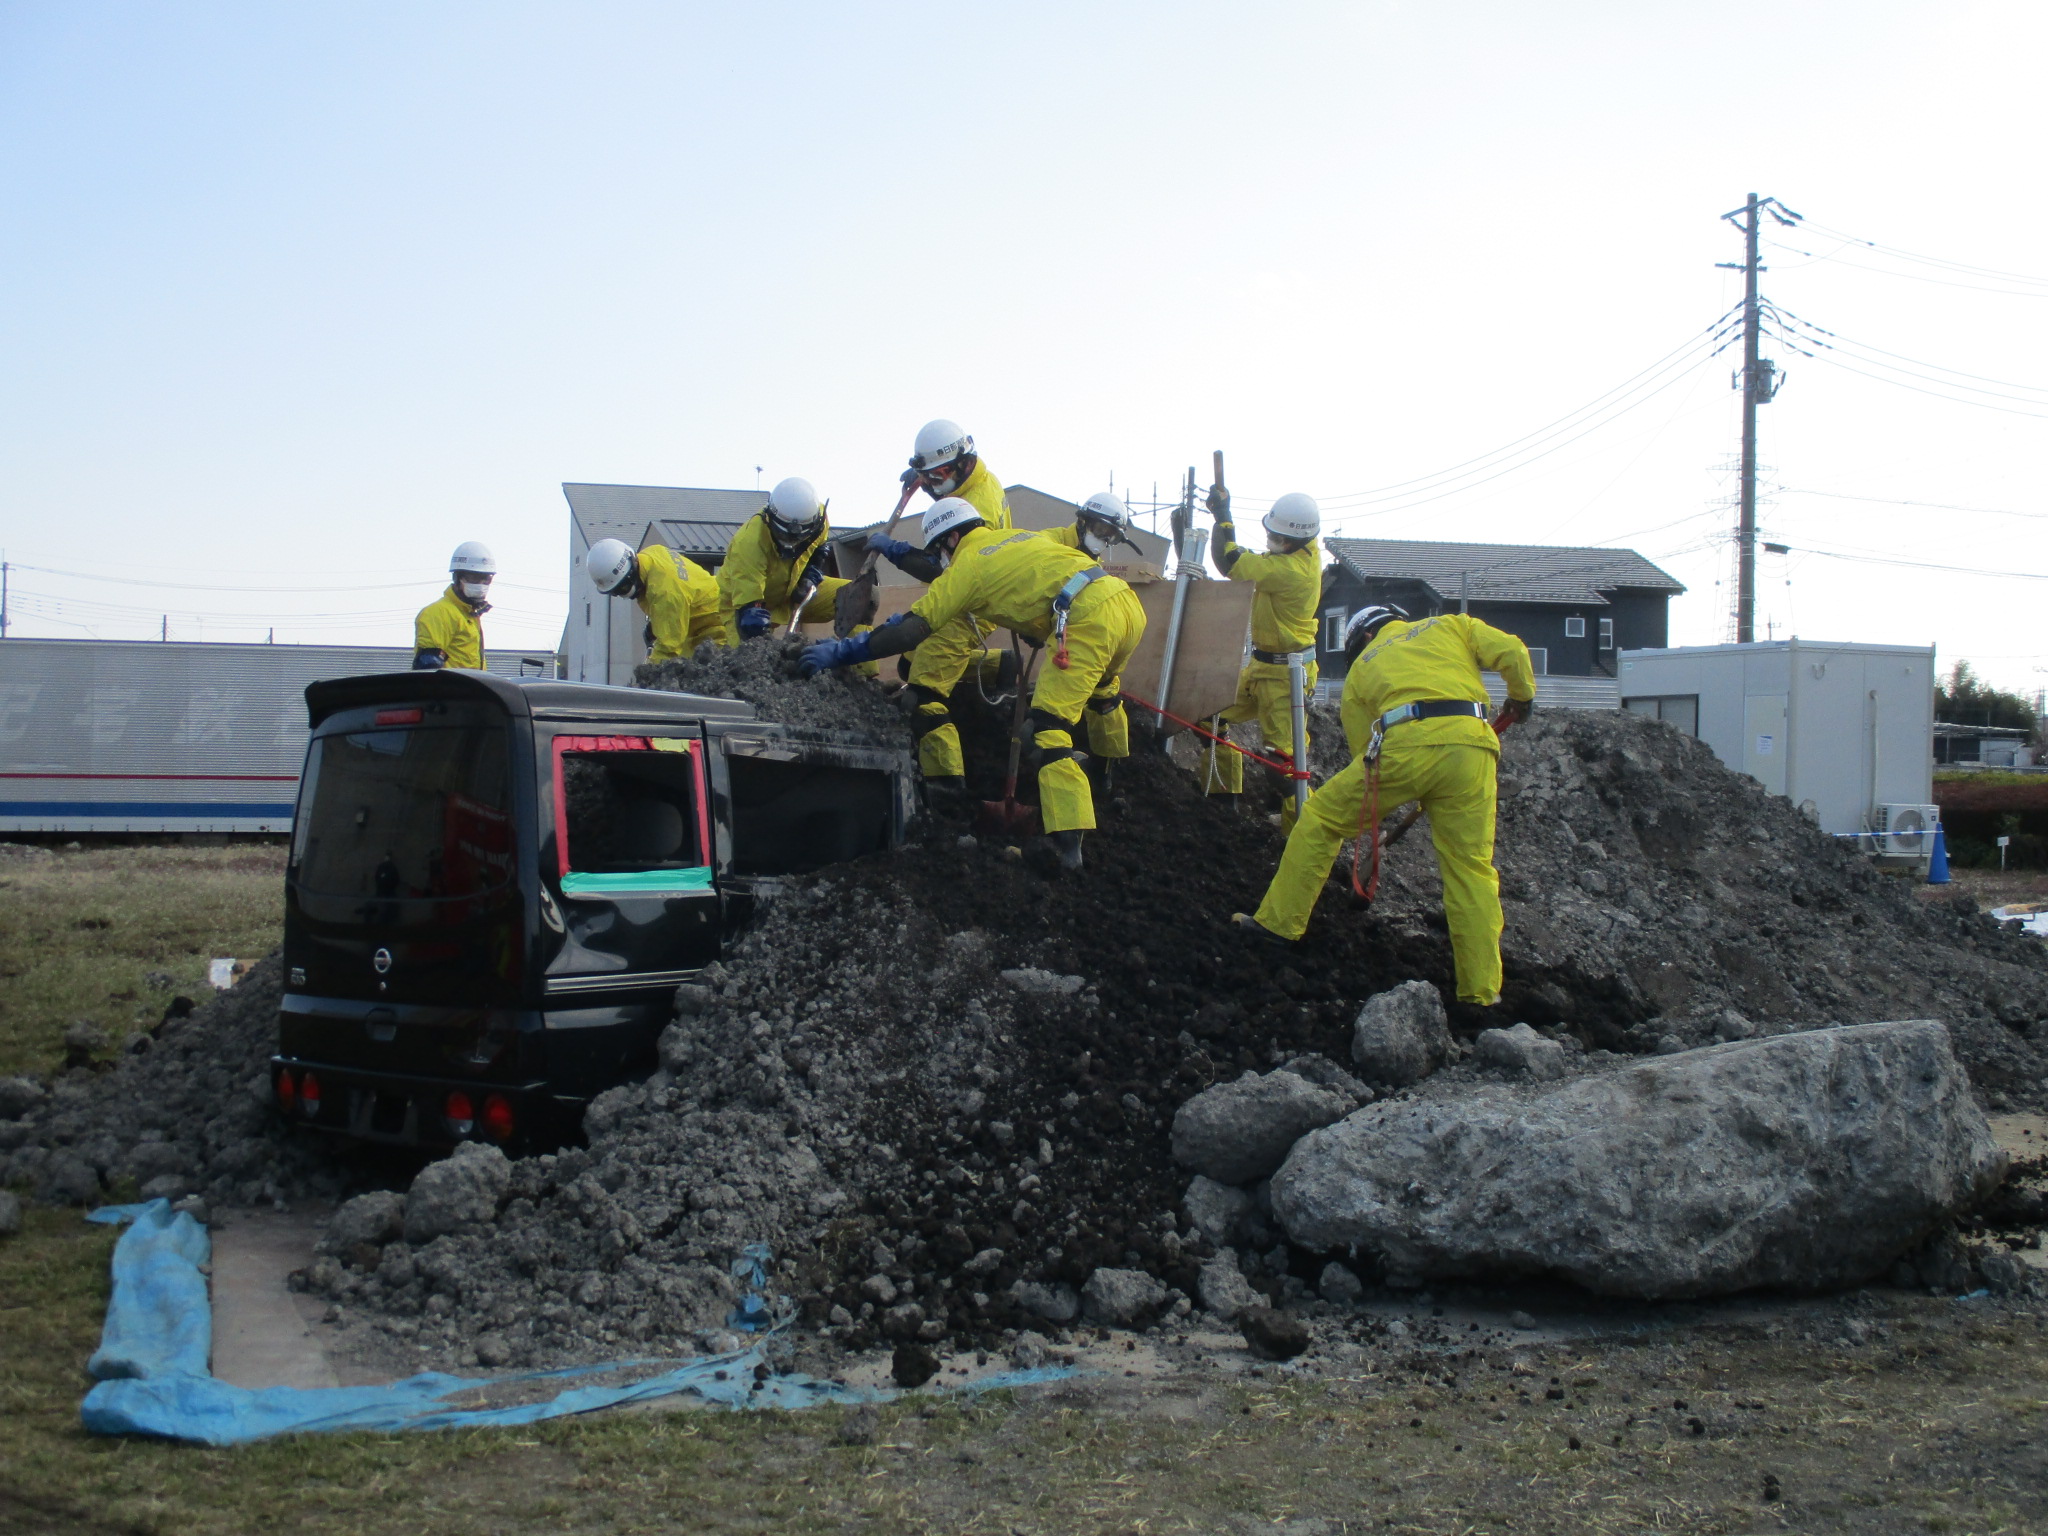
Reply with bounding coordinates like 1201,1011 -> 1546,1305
977,645 -> 1042,837
833,481 -> 919,638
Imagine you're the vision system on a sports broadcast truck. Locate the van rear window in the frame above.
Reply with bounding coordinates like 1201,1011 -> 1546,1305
553,736 -> 710,896
293,727 -> 513,899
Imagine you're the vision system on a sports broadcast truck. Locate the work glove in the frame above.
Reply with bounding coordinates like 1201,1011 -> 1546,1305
799,632 -> 874,677
867,533 -> 914,564
1496,696 -> 1534,731
735,603 -> 773,640
1206,484 -> 1230,519
411,649 -> 447,671
900,467 -> 921,491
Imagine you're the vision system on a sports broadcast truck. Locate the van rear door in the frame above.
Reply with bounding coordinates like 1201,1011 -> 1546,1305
707,725 -> 915,897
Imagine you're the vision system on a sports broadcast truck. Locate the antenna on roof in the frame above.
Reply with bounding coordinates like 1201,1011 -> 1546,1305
754,466 -> 762,490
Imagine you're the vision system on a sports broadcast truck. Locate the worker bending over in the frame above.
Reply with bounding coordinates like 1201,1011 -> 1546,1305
413,541 -> 494,670
1034,491 -> 1139,767
1236,605 -> 1534,1007
718,477 -> 845,641
585,539 -> 723,660
801,499 -> 1146,871
1201,488 -> 1323,825
864,420 -> 1014,792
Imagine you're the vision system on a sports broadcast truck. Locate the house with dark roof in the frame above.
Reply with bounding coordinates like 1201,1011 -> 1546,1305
1318,537 -> 1685,681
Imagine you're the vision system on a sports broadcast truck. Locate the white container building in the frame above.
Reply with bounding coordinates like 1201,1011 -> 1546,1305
1616,639 -> 1935,838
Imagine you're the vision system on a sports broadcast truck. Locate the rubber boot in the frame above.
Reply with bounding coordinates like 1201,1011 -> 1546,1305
1050,830 -> 1085,872
924,775 -> 969,811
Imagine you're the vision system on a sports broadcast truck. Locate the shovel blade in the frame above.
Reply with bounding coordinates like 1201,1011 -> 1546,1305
975,798 -> 1039,837
833,573 -> 880,637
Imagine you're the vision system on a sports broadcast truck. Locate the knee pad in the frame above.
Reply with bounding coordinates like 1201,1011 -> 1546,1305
1024,708 -> 1086,771
1087,695 -> 1124,717
909,684 -> 954,740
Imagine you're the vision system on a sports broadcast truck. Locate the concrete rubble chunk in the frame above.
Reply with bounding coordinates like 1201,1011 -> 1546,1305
1318,1261 -> 1364,1305
36,1151 -> 99,1207
999,968 -> 1085,997
0,1077 -> 46,1120
403,1142 -> 512,1244
1009,1279 -> 1080,1323
1197,1249 -> 1263,1320
1182,1175 -> 1260,1248
1238,1305 -> 1310,1360
1171,1069 -> 1351,1185
1473,1022 -> 1568,1079
1274,1020 -> 2007,1298
324,1190 -> 407,1255
0,1190 -> 21,1238
1081,1267 -> 1168,1326
1350,980 -> 1452,1087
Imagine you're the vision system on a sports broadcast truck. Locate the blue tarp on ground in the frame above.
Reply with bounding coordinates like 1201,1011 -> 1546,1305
81,1200 -> 1073,1445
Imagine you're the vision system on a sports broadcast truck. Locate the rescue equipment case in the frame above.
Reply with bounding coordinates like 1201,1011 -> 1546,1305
270,670 -> 914,1150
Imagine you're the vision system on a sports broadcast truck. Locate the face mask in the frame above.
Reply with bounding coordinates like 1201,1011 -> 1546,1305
1080,526 -> 1108,557
458,579 -> 490,604
1267,535 -> 1291,555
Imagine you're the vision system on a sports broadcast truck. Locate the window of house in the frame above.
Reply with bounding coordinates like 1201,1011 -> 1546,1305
1599,617 -> 1614,650
1323,608 -> 1348,653
1527,647 -> 1549,676
1623,695 -> 1698,736
1564,617 -> 1586,639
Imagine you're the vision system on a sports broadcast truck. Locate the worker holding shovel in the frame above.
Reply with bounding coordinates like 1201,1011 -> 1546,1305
1036,491 -> 1142,772
717,477 -> 845,642
863,421 -> 1015,793
1234,604 -> 1534,1007
799,498 -> 1146,872
1199,487 -> 1324,828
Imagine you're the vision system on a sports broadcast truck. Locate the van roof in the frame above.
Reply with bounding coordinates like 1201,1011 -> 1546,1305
305,671 -> 758,730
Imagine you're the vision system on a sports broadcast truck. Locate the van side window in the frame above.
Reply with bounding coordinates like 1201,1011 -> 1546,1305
553,736 -> 710,896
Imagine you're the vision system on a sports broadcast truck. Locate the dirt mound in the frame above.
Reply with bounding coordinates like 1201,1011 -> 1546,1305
636,635 -> 911,742
0,958 -> 354,1210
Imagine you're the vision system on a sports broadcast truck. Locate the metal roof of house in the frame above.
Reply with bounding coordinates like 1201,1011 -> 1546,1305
1326,537 -> 1684,606
562,483 -> 764,551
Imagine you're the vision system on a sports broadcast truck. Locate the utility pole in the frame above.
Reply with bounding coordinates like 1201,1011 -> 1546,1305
0,560 -> 8,639
1717,192 -> 1800,643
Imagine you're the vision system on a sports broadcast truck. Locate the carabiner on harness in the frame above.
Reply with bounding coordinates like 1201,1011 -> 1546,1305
1049,566 -> 1105,671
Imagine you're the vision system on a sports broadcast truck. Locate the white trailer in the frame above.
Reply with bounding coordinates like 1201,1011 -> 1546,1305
0,639 -> 541,835
1617,638 -> 1935,838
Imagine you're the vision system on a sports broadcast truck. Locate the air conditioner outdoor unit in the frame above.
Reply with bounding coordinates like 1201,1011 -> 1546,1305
1874,803 -> 1941,858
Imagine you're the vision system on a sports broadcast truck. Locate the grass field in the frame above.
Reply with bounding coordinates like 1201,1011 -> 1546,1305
0,844 -> 285,1076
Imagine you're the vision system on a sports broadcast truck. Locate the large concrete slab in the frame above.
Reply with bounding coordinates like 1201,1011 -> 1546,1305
208,1209 -> 345,1390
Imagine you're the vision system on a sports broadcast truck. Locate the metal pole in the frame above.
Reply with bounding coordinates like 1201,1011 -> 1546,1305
1737,191 -> 1760,644
1287,652 -> 1309,817
1,560 -> 8,638
1153,469 -> 1198,739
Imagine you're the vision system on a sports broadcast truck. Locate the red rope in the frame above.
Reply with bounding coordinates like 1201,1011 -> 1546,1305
1118,692 -> 1312,780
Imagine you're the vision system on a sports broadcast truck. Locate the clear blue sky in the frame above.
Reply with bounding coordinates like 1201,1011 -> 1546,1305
4,1 -> 2044,689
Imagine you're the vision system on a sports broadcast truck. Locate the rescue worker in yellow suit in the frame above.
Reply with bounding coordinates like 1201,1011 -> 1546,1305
412,541 -> 494,670
1234,604 -> 1535,1006
1199,488 -> 1324,826
583,538 -> 723,660
718,477 -> 846,642
1032,491 -> 1141,774
862,420 -> 1014,792
800,499 -> 1146,871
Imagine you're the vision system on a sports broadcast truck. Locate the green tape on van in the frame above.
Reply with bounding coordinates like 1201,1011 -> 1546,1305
560,868 -> 714,896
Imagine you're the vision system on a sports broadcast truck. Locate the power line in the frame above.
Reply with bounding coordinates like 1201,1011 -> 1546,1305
1762,239 -> 2048,299
1795,219 -> 2048,288
1761,306 -> 2048,395
1776,488 -> 2048,520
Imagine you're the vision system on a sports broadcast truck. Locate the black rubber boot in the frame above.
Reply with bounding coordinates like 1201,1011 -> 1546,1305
1050,830 -> 1085,872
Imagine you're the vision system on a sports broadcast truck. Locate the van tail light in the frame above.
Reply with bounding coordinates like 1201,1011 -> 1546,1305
374,708 -> 424,725
300,1072 -> 322,1119
275,1068 -> 297,1113
481,1094 -> 515,1142
444,1090 -> 475,1137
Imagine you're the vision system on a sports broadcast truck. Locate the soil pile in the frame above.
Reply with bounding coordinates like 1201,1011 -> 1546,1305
0,958 -> 351,1211
636,635 -> 911,742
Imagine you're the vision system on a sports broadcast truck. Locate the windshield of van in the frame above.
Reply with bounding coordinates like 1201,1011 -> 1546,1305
293,726 -> 514,899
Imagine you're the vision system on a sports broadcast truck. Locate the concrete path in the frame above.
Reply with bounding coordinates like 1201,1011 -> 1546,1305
208,1209 -> 345,1390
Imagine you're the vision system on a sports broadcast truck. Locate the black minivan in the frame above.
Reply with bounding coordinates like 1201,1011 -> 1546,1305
272,670 -> 912,1150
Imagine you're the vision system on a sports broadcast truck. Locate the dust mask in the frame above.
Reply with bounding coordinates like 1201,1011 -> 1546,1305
1080,527 -> 1108,557
458,579 -> 491,605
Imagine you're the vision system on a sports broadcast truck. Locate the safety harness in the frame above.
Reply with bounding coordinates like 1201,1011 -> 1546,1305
1250,647 -> 1314,666
1352,700 -> 1496,904
1050,566 -> 1105,670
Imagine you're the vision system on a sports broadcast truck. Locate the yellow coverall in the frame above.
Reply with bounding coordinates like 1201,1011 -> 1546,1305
1035,523 -> 1131,761
634,547 -> 724,661
907,458 -> 1013,779
907,526 -> 1146,832
413,587 -> 486,670
716,514 -> 846,642
1251,614 -> 1535,1004
1201,523 -> 1322,810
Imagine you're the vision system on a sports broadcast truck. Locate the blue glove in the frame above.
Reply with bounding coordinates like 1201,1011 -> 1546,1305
411,649 -> 446,671
799,632 -> 874,677
867,533 -> 915,563
736,603 -> 772,640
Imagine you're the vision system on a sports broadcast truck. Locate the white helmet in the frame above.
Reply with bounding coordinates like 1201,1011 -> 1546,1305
909,419 -> 975,488
450,540 -> 497,576
920,496 -> 985,550
764,476 -> 826,557
1075,490 -> 1131,556
586,538 -> 637,595
1341,603 -> 1409,657
1263,493 -> 1320,543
